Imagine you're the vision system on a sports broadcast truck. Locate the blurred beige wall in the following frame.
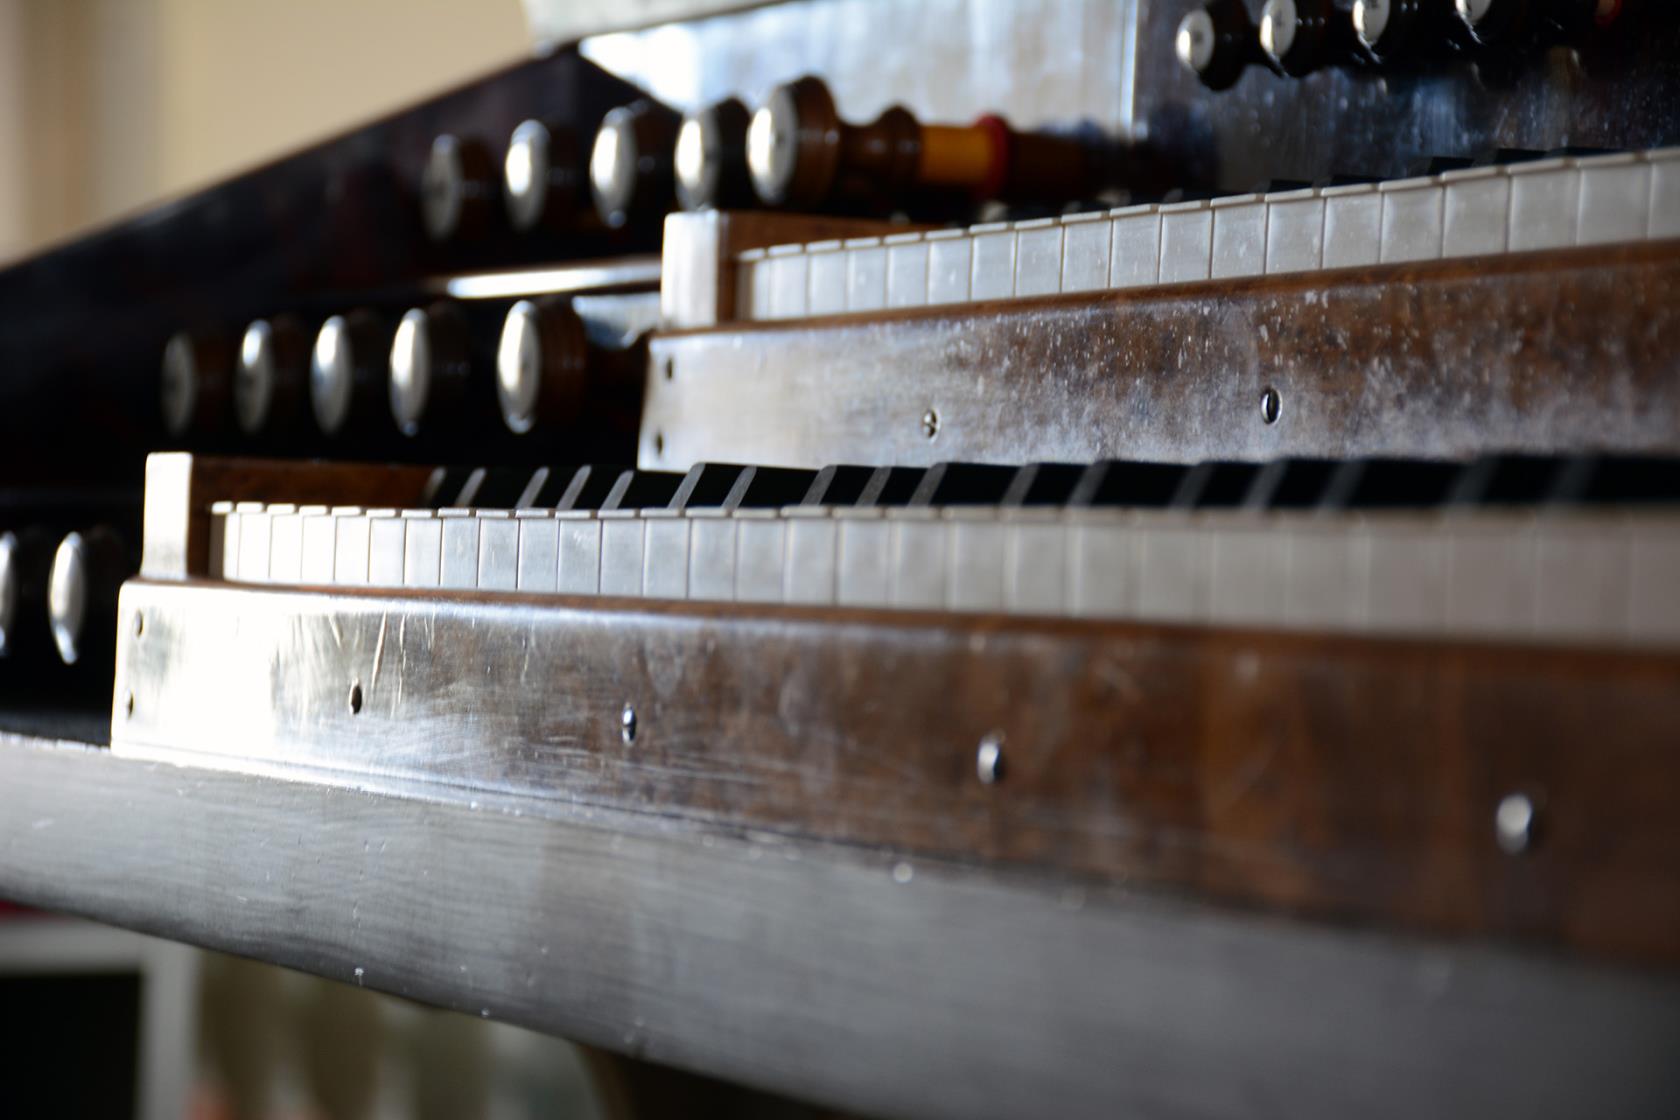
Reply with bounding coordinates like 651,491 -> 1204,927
0,0 -> 530,260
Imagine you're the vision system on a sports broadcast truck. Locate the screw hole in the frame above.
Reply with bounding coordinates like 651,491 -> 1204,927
653,432 -> 664,456
348,681 -> 364,715
1260,387 -> 1281,425
920,409 -> 940,440
124,691 -> 135,718
133,613 -> 144,638
662,357 -> 674,381
976,732 -> 1005,785
620,704 -> 637,745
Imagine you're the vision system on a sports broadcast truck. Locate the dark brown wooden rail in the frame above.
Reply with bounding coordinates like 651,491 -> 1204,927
643,240 -> 1680,470
116,577 -> 1680,967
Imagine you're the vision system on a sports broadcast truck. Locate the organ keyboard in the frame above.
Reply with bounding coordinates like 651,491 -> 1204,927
4,1 -> 1680,1117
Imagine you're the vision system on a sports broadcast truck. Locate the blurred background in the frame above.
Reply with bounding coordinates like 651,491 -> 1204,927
0,0 -> 530,261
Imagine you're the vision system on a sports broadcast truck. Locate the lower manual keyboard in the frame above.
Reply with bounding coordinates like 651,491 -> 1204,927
207,458 -> 1680,648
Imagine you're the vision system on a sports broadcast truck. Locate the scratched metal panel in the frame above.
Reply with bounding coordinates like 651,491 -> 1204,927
580,0 -> 1680,191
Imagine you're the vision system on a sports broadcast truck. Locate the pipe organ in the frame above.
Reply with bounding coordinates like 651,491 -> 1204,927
2,2 -> 1679,1117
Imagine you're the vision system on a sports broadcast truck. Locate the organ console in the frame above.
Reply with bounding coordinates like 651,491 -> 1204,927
3,2 -> 1680,1117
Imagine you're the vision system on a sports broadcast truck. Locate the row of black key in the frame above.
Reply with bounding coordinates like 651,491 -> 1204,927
421,456 -> 1680,516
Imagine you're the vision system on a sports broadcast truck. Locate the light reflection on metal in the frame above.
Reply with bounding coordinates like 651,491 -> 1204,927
441,258 -> 661,300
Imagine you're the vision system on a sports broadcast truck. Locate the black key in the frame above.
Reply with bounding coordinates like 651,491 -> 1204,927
557,464 -> 632,511
724,466 -> 819,509
670,463 -> 750,510
1320,459 -> 1462,510
909,463 -> 1020,506
422,465 -> 477,507
1242,458 -> 1339,510
1445,455 -> 1562,507
1067,460 -> 1187,508
1000,463 -> 1086,507
858,466 -> 927,507
454,466 -> 535,509
802,465 -> 877,506
601,469 -> 683,511
516,466 -> 578,508
1547,456 -> 1680,507
1170,461 -> 1259,509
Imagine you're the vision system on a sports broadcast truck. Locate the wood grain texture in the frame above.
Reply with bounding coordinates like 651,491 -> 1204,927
641,241 -> 1680,469
5,736 -> 1680,1120
114,578 -> 1680,967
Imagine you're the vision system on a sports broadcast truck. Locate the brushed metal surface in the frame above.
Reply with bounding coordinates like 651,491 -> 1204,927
3,736 -> 1678,1119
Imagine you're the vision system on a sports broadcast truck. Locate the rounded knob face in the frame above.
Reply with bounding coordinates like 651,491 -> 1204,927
236,320 -> 276,435
1353,0 -> 1392,46
388,309 -> 432,437
1260,0 -> 1300,61
1176,9 -> 1219,74
746,87 -> 800,205
421,134 -> 466,241
0,531 -> 17,657
311,316 -> 356,435
674,113 -> 715,210
504,119 -> 551,232
589,108 -> 639,227
48,532 -> 86,666
1455,0 -> 1496,24
497,300 -> 542,435
160,332 -> 198,437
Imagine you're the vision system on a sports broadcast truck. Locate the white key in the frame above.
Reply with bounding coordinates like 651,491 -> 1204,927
476,513 -> 519,591
438,512 -> 479,590
1070,516 -> 1136,617
1210,518 -> 1288,626
1508,158 -> 1581,252
1446,515 -> 1536,638
1109,204 -> 1162,289
367,511 -> 406,587
1285,518 -> 1369,628
1576,152 -> 1652,246
1158,201 -> 1213,283
925,229 -> 972,305
687,512 -> 738,602
599,514 -> 646,596
300,507 -> 339,584
237,504 -> 273,583
889,512 -> 946,609
1059,212 -> 1112,293
1645,150 -> 1680,239
515,511 -> 560,593
401,512 -> 442,588
766,245 -> 810,320
1264,189 -> 1325,275
734,511 -> 786,603
1321,183 -> 1381,269
1135,518 -> 1208,622
836,513 -> 891,607
885,233 -> 930,309
784,511 -> 838,605
1013,218 -> 1064,296
1440,166 -> 1510,259
269,506 -> 312,584
738,249 -> 771,320
1210,195 -> 1267,279
208,502 -> 235,580
1379,177 -> 1444,264
947,514 -> 1006,611
1535,521 -> 1631,640
1365,519 -> 1448,633
1005,514 -> 1068,615
845,237 -> 888,312
557,514 -> 602,595
1630,520 -> 1680,643
969,222 -> 1017,300
806,241 -> 848,315
333,510 -> 372,586
641,512 -> 690,599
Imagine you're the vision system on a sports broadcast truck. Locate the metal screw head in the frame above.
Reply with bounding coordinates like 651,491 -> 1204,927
621,704 -> 638,745
124,691 -> 134,719
921,409 -> 940,439
348,681 -> 364,715
1260,386 -> 1281,425
976,733 -> 1005,785
1495,793 -> 1535,855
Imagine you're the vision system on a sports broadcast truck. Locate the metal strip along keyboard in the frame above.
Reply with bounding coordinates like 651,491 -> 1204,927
206,458 -> 1680,649
733,148 -> 1680,322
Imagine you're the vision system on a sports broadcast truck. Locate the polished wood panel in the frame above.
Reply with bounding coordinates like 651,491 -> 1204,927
116,578 -> 1680,966
642,241 -> 1680,469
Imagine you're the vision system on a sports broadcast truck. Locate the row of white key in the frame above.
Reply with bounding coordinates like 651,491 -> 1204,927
735,148 -> 1680,320
208,501 -> 1680,648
